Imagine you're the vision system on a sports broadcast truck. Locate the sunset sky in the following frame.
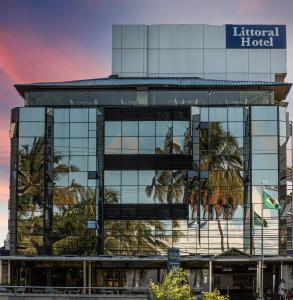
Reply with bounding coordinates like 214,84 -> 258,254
1,0 -> 293,244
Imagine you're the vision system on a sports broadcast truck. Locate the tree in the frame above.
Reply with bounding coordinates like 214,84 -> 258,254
149,267 -> 196,300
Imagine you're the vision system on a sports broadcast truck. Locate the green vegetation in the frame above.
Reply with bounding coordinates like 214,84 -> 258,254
149,267 -> 196,300
202,289 -> 229,300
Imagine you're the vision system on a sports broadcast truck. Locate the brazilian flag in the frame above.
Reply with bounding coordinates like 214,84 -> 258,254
254,211 -> 268,228
263,191 -> 280,209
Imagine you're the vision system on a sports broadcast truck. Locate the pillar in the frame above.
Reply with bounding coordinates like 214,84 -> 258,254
0,260 -> 2,285
281,260 -> 283,279
209,260 -> 212,292
7,260 -> 11,285
83,261 -> 86,294
88,261 -> 91,295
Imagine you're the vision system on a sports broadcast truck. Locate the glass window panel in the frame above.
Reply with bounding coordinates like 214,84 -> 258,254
54,123 -> 69,138
209,108 -> 227,122
104,186 -> 120,204
200,107 -> 209,122
122,137 -> 138,154
19,107 -> 45,122
104,171 -> 121,185
121,186 -> 138,203
139,186 -> 155,203
70,156 -> 88,171
173,121 -> 190,136
19,137 -> 44,152
280,121 -> 286,137
252,154 -> 278,169
19,122 -> 45,137
54,172 -> 69,186
122,121 -> 138,136
70,138 -> 89,155
252,137 -> 278,153
251,106 -> 277,120
156,137 -> 172,154
156,170 -> 173,185
105,122 -> 121,137
89,130 -> 96,138
89,123 -> 96,130
69,172 -> 88,186
54,155 -> 69,169
139,171 -> 156,185
228,122 -> 243,137
88,156 -> 96,172
70,123 -> 88,137
89,109 -> 96,123
54,138 -> 69,155
251,121 -> 277,136
105,137 -> 121,154
209,122 -> 227,135
252,170 -> 278,185
173,136 -> 186,153
156,121 -> 172,136
88,179 -> 96,187
54,109 -> 69,122
228,108 -> 243,122
89,138 -> 96,155
122,171 -> 138,185
280,136 -> 287,148
139,121 -> 155,136
139,137 -> 155,154
70,108 -> 88,122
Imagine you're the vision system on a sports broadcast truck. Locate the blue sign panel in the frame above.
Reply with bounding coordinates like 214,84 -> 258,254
167,248 -> 180,271
226,24 -> 286,49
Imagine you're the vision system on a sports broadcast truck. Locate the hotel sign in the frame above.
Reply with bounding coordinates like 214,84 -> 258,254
226,24 -> 286,49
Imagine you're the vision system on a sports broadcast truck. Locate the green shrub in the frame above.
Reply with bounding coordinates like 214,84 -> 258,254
202,289 -> 229,300
149,267 -> 196,300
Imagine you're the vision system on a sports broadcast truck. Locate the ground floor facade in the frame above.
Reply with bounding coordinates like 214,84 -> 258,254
0,253 -> 292,300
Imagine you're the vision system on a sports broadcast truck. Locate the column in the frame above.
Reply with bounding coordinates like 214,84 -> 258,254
83,261 -> 86,294
209,260 -> 213,292
88,261 -> 91,295
7,260 -> 11,285
0,260 -> 2,285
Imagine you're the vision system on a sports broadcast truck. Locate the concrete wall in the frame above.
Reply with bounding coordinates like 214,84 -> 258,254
112,24 -> 287,81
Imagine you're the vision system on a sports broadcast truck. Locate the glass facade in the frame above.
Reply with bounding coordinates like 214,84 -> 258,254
10,87 -> 292,259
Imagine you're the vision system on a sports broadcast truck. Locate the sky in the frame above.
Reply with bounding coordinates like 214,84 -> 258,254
1,0 -> 293,245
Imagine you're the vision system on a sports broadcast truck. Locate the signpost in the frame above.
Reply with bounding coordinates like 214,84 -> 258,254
167,248 -> 180,271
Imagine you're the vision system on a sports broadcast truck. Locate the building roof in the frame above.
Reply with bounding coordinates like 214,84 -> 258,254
14,76 -> 292,100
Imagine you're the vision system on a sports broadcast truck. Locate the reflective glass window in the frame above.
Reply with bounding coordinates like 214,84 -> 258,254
251,121 -> 277,136
88,156 -> 97,172
54,123 -> 69,138
54,138 -> 69,155
252,154 -> 278,169
139,171 -> 156,185
139,121 -> 155,136
280,121 -> 286,137
122,121 -> 138,136
105,137 -> 121,154
54,172 -> 69,186
70,138 -> 89,155
251,106 -> 277,120
228,122 -> 243,137
173,121 -> 189,136
70,109 -> 88,122
89,109 -> 96,122
209,108 -> 227,122
279,107 -> 287,122
156,121 -> 172,136
200,108 -> 209,122
121,186 -> 138,203
122,137 -> 138,154
228,108 -> 243,122
252,170 -> 278,185
54,109 -> 69,122
105,122 -> 121,136
88,138 -> 96,155
69,172 -> 88,186
19,122 -> 45,137
252,137 -> 278,153
104,171 -> 120,185
70,123 -> 88,137
156,137 -> 171,154
138,187 -> 155,203
104,186 -> 120,204
19,107 -> 45,122
139,137 -> 155,154
70,156 -> 88,171
122,171 -> 138,185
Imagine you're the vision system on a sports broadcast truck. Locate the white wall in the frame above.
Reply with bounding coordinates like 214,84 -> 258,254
112,24 -> 287,81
